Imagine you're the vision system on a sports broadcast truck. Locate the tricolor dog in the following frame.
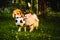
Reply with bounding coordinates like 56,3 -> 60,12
12,9 -> 26,32
13,9 -> 39,32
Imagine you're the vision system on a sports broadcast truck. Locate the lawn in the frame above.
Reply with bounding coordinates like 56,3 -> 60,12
0,12 -> 60,40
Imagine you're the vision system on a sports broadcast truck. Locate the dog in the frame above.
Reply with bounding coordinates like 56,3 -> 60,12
13,9 -> 39,32
24,13 -> 39,32
12,9 -> 26,32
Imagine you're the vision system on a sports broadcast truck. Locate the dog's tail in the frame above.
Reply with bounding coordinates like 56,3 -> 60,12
33,14 -> 39,22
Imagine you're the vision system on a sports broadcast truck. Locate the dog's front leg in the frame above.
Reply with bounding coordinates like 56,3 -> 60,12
18,27 -> 21,32
24,27 -> 26,32
30,25 -> 34,32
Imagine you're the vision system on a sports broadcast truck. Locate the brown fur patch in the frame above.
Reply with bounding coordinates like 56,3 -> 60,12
13,9 -> 24,18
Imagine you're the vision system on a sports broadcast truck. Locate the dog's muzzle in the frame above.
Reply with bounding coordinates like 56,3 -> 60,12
17,25 -> 20,26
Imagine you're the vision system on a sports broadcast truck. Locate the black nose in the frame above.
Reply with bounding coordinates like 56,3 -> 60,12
20,20 -> 23,23
17,25 -> 20,26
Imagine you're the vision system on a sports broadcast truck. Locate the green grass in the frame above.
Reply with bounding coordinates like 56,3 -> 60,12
0,12 -> 60,40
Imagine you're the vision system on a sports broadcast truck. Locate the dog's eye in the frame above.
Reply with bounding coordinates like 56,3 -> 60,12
17,13 -> 19,15
15,20 -> 17,23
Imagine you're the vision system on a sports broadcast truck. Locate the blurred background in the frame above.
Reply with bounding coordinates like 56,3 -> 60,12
0,0 -> 60,40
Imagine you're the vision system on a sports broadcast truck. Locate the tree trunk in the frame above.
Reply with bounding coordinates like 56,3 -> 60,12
35,0 -> 38,15
41,0 -> 46,17
16,0 -> 19,3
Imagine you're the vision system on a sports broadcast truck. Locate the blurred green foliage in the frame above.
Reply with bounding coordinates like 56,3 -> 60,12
46,7 -> 60,17
0,7 -> 60,40
0,0 -> 60,40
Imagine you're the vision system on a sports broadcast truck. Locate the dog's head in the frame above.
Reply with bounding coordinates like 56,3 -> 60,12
12,9 -> 24,18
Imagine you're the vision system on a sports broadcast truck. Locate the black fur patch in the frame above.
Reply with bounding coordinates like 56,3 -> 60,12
20,20 -> 23,23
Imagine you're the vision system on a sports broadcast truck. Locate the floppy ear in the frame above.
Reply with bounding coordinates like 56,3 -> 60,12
19,10 -> 24,18
12,11 -> 15,18
21,13 -> 24,18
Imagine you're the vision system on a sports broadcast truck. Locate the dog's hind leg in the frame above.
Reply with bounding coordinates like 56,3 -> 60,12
34,21 -> 39,30
29,25 -> 34,32
36,26 -> 38,30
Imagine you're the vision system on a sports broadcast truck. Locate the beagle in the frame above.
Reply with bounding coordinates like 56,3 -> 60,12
13,9 -> 39,32
13,9 -> 26,32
